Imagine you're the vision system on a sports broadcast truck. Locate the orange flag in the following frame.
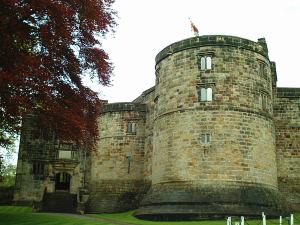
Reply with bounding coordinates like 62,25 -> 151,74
189,19 -> 199,36
191,21 -> 199,33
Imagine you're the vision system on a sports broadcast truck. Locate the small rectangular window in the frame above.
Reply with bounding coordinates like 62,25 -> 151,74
259,62 -> 268,78
32,161 -> 44,176
201,57 -> 206,70
200,88 -> 207,101
259,63 -> 264,76
259,93 -> 268,110
199,56 -> 212,70
198,87 -> 213,102
58,150 -> 72,159
206,88 -> 213,101
262,95 -> 267,110
201,133 -> 211,144
206,56 -> 212,70
127,121 -> 136,134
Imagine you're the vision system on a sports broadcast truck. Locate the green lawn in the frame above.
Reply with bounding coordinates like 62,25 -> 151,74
91,210 -> 300,225
0,206 -> 299,225
0,206 -> 114,225
90,210 -> 224,225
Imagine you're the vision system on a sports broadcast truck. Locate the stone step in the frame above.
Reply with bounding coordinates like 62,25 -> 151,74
42,192 -> 77,213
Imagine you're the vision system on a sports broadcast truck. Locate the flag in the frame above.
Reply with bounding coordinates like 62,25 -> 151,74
189,19 -> 199,36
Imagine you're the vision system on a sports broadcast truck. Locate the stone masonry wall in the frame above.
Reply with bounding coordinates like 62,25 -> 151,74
274,88 -> 300,211
134,87 -> 156,181
88,103 -> 150,213
14,115 -> 50,203
14,35 -> 300,217
14,115 -> 83,204
136,35 -> 283,219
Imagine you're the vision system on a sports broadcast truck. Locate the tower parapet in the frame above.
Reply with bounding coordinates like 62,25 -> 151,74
155,35 -> 269,64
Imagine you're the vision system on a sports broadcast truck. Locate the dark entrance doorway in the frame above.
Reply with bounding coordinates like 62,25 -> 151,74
55,172 -> 71,191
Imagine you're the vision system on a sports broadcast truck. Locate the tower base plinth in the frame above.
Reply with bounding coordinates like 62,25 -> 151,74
135,182 -> 288,221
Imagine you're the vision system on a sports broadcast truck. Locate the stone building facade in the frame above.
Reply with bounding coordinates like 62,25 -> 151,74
14,35 -> 300,219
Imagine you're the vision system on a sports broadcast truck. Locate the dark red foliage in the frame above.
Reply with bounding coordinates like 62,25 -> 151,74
0,0 -> 116,149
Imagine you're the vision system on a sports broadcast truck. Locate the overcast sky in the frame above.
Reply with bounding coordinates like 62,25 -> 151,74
91,0 -> 300,103
6,0 -> 300,165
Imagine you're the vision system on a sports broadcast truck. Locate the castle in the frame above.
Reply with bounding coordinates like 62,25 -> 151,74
14,35 -> 300,219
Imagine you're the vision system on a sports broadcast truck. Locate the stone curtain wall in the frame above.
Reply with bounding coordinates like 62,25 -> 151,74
88,103 -> 150,213
274,88 -> 300,211
133,87 -> 156,181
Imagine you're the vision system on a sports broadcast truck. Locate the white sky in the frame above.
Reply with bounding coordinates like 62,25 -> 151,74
7,0 -> 300,165
90,0 -> 300,103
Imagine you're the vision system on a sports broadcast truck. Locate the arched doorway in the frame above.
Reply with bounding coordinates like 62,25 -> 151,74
55,172 -> 71,191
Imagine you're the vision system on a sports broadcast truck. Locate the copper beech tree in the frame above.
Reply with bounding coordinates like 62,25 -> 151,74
0,0 -> 116,149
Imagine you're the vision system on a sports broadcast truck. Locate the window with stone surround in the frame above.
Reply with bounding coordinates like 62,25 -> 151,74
32,161 -> 45,180
197,51 -> 214,71
201,133 -> 211,144
258,61 -> 268,78
199,56 -> 212,70
259,92 -> 268,110
127,121 -> 136,134
198,87 -> 213,102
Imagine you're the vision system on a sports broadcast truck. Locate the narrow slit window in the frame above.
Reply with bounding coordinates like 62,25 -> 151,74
200,88 -> 207,101
206,56 -> 212,70
207,88 -> 213,101
200,57 -> 206,70
262,95 -> 267,110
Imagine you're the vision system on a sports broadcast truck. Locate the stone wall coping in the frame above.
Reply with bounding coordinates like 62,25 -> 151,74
133,86 -> 155,103
101,102 -> 146,113
277,87 -> 300,98
155,35 -> 268,64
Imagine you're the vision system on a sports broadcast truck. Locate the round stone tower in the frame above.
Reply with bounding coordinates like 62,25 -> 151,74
135,35 -> 285,219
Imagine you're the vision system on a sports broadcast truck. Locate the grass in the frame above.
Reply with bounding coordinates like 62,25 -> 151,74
0,206 -> 299,225
88,211 -> 300,225
90,210 -> 300,225
90,210 -> 224,224
0,206 -> 114,225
